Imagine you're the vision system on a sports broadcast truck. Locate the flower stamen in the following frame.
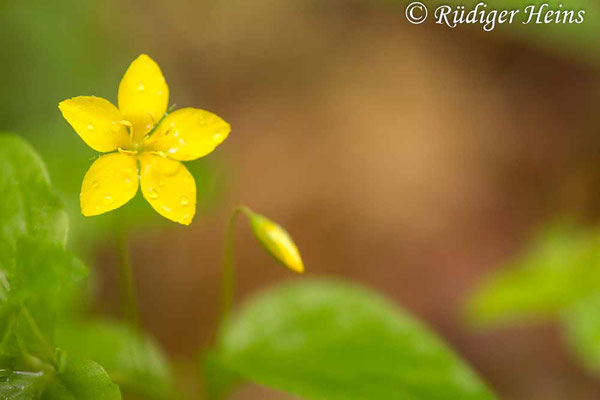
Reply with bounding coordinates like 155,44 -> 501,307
118,147 -> 138,156
119,120 -> 134,142
151,150 -> 169,159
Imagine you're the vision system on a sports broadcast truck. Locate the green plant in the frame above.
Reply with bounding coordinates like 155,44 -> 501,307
466,221 -> 600,376
0,49 -> 502,400
0,132 -> 498,400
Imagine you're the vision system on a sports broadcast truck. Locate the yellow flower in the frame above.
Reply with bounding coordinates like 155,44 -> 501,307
59,54 -> 230,225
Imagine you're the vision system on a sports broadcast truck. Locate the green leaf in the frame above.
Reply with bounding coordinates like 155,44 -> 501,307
563,294 -> 600,374
465,224 -> 600,327
0,354 -> 121,400
202,350 -> 240,400
0,370 -> 47,399
0,134 -> 87,359
0,134 -> 68,271
43,352 -> 121,400
12,239 -> 86,323
0,135 -> 119,398
0,239 -> 86,360
55,320 -> 173,399
215,280 -> 496,400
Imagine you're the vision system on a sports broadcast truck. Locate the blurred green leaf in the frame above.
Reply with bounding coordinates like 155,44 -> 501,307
0,239 -> 87,362
43,352 -> 121,400
10,239 -> 86,337
0,134 -> 87,358
466,223 -> 600,327
563,294 -> 600,374
55,320 -> 173,399
0,134 -> 68,265
203,350 -> 241,400
0,135 -> 119,399
215,280 -> 496,400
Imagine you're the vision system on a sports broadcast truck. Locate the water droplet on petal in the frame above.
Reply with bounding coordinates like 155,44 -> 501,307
91,180 -> 99,189
157,90 -> 163,95
213,133 -> 224,143
146,187 -> 159,199
180,195 -> 189,206
104,195 -> 113,204
87,123 -> 94,130
161,205 -> 172,212
137,82 -> 145,91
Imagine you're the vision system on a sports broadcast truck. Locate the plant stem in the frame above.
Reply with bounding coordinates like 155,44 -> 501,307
19,305 -> 54,359
217,206 -> 250,331
115,221 -> 140,328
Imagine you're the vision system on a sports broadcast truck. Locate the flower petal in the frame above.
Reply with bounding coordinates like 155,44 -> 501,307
139,153 -> 196,225
118,54 -> 169,142
81,153 -> 139,216
144,108 -> 230,161
59,96 -> 131,152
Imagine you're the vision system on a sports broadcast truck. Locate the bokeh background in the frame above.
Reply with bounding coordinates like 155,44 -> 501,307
2,0 -> 600,399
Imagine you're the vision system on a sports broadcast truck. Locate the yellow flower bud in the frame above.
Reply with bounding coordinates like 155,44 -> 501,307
247,211 -> 304,273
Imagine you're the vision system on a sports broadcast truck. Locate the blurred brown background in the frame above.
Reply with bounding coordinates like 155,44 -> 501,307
4,0 -> 600,398
123,2 -> 599,398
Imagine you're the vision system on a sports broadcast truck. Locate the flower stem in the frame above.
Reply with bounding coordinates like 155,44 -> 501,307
217,206 -> 250,331
115,220 -> 140,328
20,304 -> 54,360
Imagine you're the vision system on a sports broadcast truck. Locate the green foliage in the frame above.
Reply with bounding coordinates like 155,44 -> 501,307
563,294 -> 600,374
0,134 -> 68,258
466,222 -> 600,377
212,280 -> 496,400
203,350 -> 240,400
466,223 -> 600,326
0,134 -> 85,354
0,134 -> 121,399
0,370 -> 47,399
55,320 -> 174,399
43,352 -> 121,400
